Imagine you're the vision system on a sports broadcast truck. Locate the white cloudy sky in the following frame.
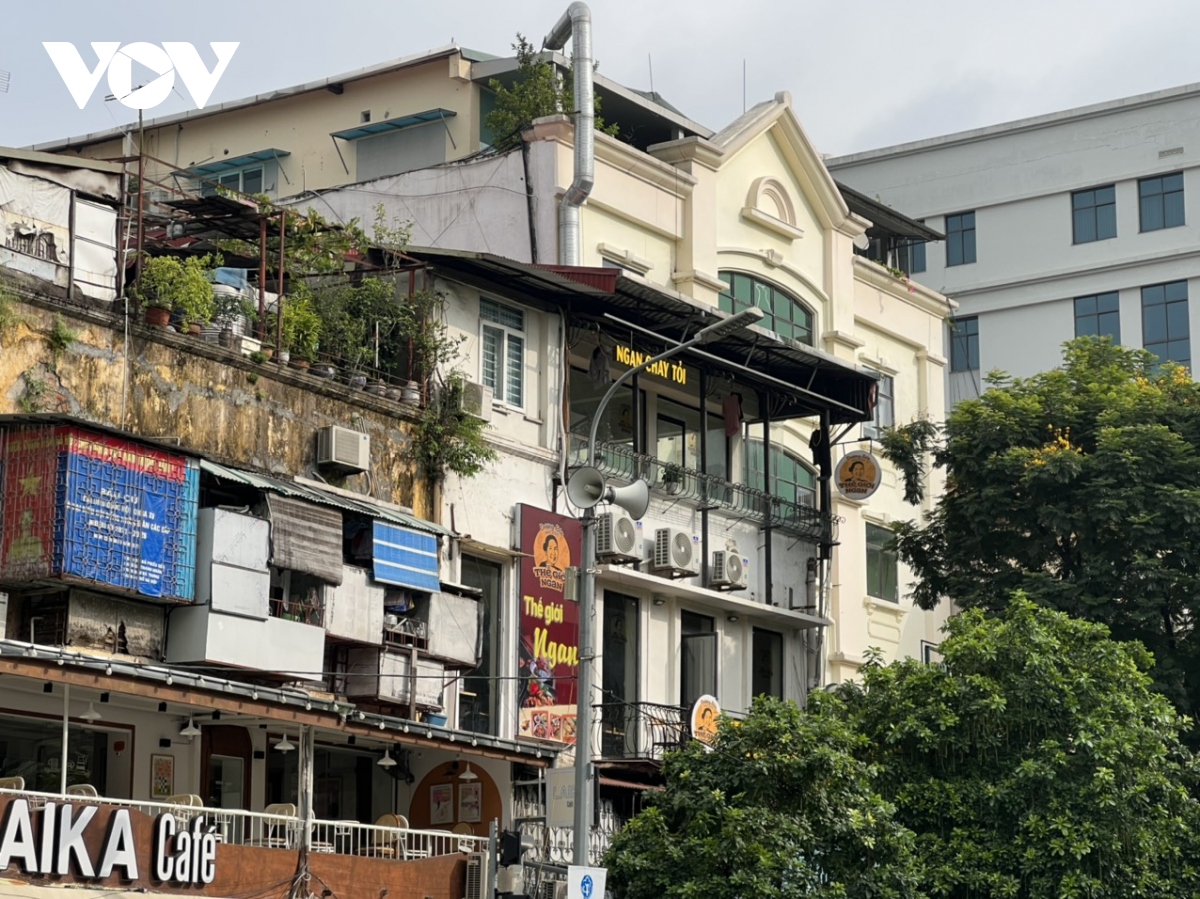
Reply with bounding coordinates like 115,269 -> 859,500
2,0 -> 1199,155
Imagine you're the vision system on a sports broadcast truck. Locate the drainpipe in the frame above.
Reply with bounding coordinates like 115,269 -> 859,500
543,2 -> 595,266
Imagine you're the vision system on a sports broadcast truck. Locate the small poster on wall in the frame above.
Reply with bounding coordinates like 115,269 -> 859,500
458,782 -> 482,823
430,783 -> 454,825
151,754 -> 174,798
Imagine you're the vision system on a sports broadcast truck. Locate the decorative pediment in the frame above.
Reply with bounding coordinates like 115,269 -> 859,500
741,176 -> 805,241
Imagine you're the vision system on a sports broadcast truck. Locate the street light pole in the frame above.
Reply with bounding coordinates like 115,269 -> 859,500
571,306 -> 764,866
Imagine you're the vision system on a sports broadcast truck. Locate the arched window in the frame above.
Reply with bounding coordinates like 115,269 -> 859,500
745,439 -> 816,507
718,271 -> 814,345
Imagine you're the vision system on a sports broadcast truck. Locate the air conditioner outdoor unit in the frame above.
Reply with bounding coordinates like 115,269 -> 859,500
465,852 -> 492,899
316,425 -> 370,474
710,550 -> 747,590
596,508 -> 640,563
651,527 -> 699,578
460,381 -> 493,423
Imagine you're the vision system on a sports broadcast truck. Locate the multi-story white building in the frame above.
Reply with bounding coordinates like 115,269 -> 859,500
827,82 -> 1200,404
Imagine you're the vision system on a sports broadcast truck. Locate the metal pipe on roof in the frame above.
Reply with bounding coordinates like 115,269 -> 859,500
543,2 -> 595,266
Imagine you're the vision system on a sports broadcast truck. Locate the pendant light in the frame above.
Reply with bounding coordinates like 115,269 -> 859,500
80,702 -> 102,723
273,734 -> 296,753
458,763 -> 479,782
180,718 -> 202,737
377,748 -> 397,768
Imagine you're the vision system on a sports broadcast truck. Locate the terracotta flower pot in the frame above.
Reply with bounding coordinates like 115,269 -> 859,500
289,358 -> 311,371
144,306 -> 171,328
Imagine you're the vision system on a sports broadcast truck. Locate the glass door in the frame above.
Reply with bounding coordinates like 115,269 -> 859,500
208,755 -> 244,808
680,611 -> 717,708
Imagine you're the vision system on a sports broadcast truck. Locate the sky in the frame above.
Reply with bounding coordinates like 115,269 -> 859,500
2,0 -> 1200,156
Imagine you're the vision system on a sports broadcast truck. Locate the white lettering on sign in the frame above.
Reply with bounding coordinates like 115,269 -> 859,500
43,42 -> 239,110
0,800 -> 213,885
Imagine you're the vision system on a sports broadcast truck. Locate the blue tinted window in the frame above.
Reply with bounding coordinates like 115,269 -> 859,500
1074,292 -> 1121,342
946,212 -> 976,266
1139,173 -> 1185,232
1142,280 -> 1189,368
950,316 -> 979,372
1072,185 -> 1117,244
910,240 -> 926,274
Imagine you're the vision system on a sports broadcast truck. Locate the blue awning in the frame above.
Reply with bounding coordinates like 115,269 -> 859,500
331,109 -> 456,141
188,149 -> 290,176
372,521 -> 440,592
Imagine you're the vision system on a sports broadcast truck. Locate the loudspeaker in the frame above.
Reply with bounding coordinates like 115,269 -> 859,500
566,466 -> 606,509
567,467 -> 650,519
607,479 -> 650,520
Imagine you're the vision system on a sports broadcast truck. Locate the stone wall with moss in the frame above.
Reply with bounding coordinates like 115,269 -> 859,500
0,287 -> 431,520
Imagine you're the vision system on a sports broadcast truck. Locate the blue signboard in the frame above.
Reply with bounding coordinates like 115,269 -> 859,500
53,429 -> 199,600
372,521 -> 439,592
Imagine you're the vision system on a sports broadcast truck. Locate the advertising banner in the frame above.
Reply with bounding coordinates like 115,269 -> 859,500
0,425 -> 199,600
517,504 -> 581,745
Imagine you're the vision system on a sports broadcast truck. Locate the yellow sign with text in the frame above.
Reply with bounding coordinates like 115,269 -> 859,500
614,344 -> 688,386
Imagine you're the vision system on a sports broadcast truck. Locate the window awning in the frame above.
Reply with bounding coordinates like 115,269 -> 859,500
331,109 -> 456,141
265,493 -> 344,584
187,149 -> 290,176
201,459 -> 451,537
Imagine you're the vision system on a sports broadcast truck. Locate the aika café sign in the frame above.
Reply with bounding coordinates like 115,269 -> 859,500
0,799 -> 218,885
517,504 -> 582,746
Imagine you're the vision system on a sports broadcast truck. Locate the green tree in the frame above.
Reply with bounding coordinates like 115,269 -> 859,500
485,34 -> 617,151
884,338 -> 1200,714
604,696 -> 922,899
841,599 -> 1200,897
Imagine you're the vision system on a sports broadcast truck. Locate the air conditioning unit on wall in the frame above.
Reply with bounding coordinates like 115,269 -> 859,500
710,550 -> 747,590
650,527 -> 699,578
460,381 -> 493,422
316,425 -> 370,474
596,508 -> 640,562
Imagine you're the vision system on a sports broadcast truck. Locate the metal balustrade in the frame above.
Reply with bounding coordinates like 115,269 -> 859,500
570,435 -> 836,544
0,788 -> 486,860
595,701 -> 689,761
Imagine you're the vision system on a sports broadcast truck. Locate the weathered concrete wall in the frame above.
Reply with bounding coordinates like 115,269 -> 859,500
0,287 -> 430,520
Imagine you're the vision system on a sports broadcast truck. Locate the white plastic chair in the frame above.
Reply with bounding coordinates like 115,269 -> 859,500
257,802 -> 298,848
0,777 -> 25,791
66,784 -> 99,798
367,813 -> 407,858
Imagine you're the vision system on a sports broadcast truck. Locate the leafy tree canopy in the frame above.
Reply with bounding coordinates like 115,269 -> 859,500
841,599 -> 1200,898
485,34 -> 618,152
885,338 -> 1200,714
604,695 -> 922,899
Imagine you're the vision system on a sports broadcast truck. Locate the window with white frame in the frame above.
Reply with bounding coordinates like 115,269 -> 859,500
863,373 -> 894,440
480,297 -> 525,408
201,165 -> 264,196
866,522 -> 899,602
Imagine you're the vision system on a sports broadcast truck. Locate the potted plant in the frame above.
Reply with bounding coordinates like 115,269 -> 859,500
661,462 -> 684,495
135,253 -> 220,330
215,291 -> 253,349
276,290 -> 321,371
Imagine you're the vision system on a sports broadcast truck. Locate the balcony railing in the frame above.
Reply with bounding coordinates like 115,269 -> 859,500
0,788 -> 486,860
595,701 -> 689,762
571,435 -> 836,544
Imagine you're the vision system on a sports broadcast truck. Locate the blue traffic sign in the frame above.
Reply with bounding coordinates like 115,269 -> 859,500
581,875 -> 594,899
